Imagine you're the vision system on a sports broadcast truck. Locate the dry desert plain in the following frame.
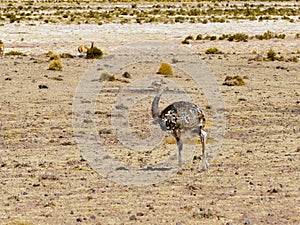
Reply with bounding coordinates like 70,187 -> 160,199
0,1 -> 300,225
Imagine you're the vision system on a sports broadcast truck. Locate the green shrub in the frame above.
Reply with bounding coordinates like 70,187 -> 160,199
49,53 -> 60,61
223,75 -> 245,86
205,47 -> 222,54
157,62 -> 173,76
86,46 -> 103,59
49,59 -> 62,71
181,38 -> 190,44
99,72 -> 116,81
5,51 -> 26,56
196,34 -> 203,40
267,49 -> 277,61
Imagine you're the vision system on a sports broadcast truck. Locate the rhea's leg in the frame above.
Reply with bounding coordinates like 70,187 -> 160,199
200,129 -> 209,170
173,131 -> 183,168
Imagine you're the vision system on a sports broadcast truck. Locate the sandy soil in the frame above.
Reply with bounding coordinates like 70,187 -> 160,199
0,20 -> 300,225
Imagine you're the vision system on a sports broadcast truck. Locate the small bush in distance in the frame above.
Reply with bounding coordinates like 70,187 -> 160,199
86,46 -> 103,59
223,75 -> 245,86
157,62 -> 173,76
5,51 -> 26,56
99,72 -> 116,81
49,59 -> 63,71
267,49 -> 277,61
205,47 -> 222,54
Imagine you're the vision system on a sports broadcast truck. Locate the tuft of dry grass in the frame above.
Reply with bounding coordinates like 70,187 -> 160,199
223,75 -> 245,86
49,59 -> 63,71
99,72 -> 116,82
157,62 -> 173,76
86,46 -> 103,59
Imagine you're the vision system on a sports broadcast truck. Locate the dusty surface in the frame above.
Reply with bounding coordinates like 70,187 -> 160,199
0,12 -> 300,225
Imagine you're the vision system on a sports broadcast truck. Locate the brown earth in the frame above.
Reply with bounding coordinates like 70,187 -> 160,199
0,38 -> 299,225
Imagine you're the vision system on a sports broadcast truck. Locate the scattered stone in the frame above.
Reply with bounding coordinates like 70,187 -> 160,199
267,188 -> 280,193
115,103 -> 128,110
38,84 -> 48,89
61,141 -> 73,146
122,71 -> 131,78
48,76 -> 63,81
129,215 -> 137,220
192,209 -> 213,219
136,212 -> 144,216
99,129 -> 112,134
4,77 -> 11,81
76,217 -> 83,222
39,174 -> 59,181
146,203 -> 154,210
176,222 -> 184,225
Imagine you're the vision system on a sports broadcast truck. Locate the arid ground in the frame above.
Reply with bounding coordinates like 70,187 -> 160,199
1,1 -> 300,225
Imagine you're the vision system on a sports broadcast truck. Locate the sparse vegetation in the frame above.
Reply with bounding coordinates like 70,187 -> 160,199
267,49 -> 277,61
99,72 -> 116,82
0,2 -> 298,25
223,75 -> 246,86
86,46 -> 103,59
5,51 -> 26,56
157,62 -> 173,76
49,56 -> 63,71
205,47 -> 222,54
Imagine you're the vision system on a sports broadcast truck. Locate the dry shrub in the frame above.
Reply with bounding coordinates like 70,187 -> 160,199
267,49 -> 277,61
45,50 -> 53,57
60,53 -> 74,58
223,75 -> 245,86
157,62 -> 173,76
99,72 -> 115,82
49,53 -> 60,61
49,59 -> 63,71
205,47 -> 222,54
86,47 -> 103,59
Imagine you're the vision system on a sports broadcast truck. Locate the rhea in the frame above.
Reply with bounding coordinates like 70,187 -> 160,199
151,84 -> 209,170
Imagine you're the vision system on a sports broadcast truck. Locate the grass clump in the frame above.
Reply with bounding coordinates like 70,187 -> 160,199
223,75 -> 245,86
205,47 -> 222,54
48,54 -> 63,71
157,62 -> 173,76
99,72 -> 115,82
86,46 -> 103,59
5,51 -> 26,56
227,33 -> 249,42
49,59 -> 63,71
182,35 -> 193,44
266,49 -> 277,61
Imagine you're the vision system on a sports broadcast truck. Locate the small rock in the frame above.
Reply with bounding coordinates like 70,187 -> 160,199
136,212 -> 144,216
176,222 -> 184,225
5,77 -> 12,81
38,84 -> 48,89
76,217 -> 83,222
99,129 -> 112,134
129,215 -> 137,220
226,222 -> 233,225
122,71 -> 131,78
